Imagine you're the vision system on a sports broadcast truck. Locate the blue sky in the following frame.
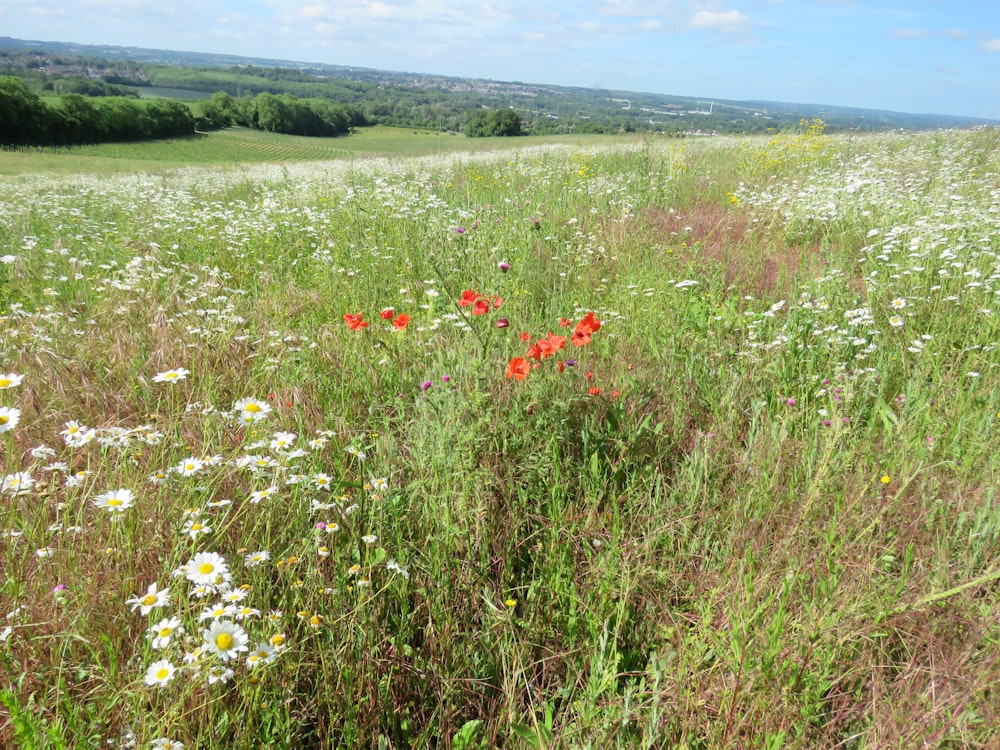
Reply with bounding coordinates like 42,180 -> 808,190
4,0 -> 999,119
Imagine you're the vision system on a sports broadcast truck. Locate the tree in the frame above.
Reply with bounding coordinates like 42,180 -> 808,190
0,75 -> 51,145
492,108 -> 523,136
58,93 -> 103,143
464,108 -> 523,137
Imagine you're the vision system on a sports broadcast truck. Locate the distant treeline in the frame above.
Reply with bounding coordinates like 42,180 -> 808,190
197,90 -> 368,136
0,76 -> 368,146
0,76 -> 195,145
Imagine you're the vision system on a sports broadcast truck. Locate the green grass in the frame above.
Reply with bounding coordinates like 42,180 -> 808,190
0,127 -> 999,749
0,126 -> 622,175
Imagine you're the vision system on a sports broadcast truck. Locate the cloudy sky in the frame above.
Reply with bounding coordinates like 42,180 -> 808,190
4,0 -> 999,119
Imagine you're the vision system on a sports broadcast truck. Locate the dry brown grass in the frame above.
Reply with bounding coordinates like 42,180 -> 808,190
640,203 -> 823,299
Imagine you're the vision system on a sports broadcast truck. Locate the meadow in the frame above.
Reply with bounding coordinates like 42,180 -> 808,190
0,126 -> 620,175
0,124 -> 999,749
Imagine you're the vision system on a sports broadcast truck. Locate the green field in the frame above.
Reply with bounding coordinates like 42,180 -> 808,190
0,126 -> 621,176
137,87 -> 214,101
1,125 -> 999,749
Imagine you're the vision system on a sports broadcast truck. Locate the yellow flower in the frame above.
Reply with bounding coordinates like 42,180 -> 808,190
880,475 -> 891,485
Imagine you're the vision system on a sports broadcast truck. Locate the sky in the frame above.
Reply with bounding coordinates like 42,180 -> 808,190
3,0 -> 999,119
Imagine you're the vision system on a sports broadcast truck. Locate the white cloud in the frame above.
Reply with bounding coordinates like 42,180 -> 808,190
300,4 -> 327,19
981,38 -> 1000,53
890,28 -> 927,40
689,10 -> 751,35
596,0 -> 672,18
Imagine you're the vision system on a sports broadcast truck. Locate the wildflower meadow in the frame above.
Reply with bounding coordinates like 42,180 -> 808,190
2,124 -> 1000,748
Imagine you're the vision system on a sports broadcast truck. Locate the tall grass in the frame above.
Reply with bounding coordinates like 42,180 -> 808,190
1,127 -> 999,749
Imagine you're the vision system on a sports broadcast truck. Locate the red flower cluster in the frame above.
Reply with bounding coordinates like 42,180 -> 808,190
506,312 -> 601,381
459,289 -> 503,316
344,312 -> 369,331
345,308 -> 408,331
379,308 -> 410,330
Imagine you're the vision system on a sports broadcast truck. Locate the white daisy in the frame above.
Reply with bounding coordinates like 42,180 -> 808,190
269,431 -> 297,452
181,518 -> 212,540
199,603 -> 237,621
184,552 -> 230,587
144,659 -> 176,687
152,368 -> 190,384
244,550 -> 270,568
246,642 -> 276,668
233,397 -> 272,423
127,582 -> 171,615
175,456 -> 205,477
92,488 -> 135,513
2,471 -> 34,496
148,616 -> 184,649
206,665 -> 235,685
0,373 -> 24,389
202,620 -> 249,662
0,406 -> 20,433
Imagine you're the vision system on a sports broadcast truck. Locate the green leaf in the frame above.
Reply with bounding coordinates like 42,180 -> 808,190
452,719 -> 483,750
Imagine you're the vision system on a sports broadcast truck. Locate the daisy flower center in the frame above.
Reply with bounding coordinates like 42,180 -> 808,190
198,563 -> 215,575
155,668 -> 170,680
0,379 -> 10,387
141,594 -> 157,606
245,404 -> 261,413
215,633 -> 234,650
107,499 -> 122,507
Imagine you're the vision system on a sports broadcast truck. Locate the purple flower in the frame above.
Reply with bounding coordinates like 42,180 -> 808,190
441,375 -> 451,383
498,262 -> 510,272
453,226 -> 465,234
421,380 -> 433,392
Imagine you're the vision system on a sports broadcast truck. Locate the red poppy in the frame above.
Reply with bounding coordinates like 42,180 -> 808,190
519,331 -> 531,343
525,342 -> 543,361
379,308 -> 394,320
344,312 -> 368,331
459,290 -> 480,307
506,357 -> 530,380
559,317 -> 571,328
534,332 -> 566,360
571,312 -> 600,346
588,386 -> 602,396
392,313 -> 410,330
472,297 -> 491,316
492,295 -> 503,309
577,312 -> 601,334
